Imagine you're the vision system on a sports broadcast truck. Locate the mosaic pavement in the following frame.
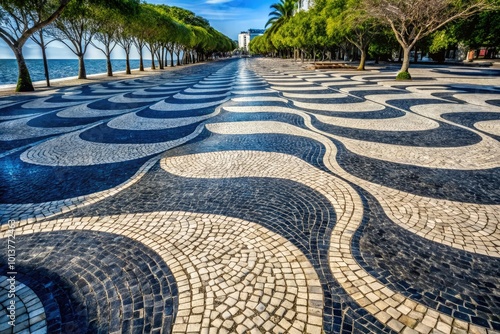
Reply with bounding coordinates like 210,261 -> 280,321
0,58 -> 499,334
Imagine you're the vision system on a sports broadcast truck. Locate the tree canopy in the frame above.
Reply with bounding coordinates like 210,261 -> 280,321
257,0 -> 499,78
265,0 -> 298,35
364,0 -> 499,76
0,0 -> 234,91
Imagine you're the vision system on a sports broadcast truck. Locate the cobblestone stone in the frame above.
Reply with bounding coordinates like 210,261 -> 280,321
1,58 -> 499,333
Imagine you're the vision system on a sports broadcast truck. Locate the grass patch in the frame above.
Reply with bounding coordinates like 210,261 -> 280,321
396,71 -> 412,80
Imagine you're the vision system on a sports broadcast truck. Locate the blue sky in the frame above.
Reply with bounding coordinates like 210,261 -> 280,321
0,0 -> 274,59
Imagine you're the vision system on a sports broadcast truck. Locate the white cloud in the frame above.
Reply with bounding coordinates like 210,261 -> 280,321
196,8 -> 242,18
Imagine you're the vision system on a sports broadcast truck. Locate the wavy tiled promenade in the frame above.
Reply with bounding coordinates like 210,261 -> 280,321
1,58 -> 499,334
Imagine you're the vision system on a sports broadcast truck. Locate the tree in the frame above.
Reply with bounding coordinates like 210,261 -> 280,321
129,3 -> 161,71
91,7 -> 120,76
272,12 -> 304,60
250,33 -> 276,56
30,27 -> 56,87
152,5 -> 188,69
0,0 -> 139,91
327,0 -> 384,70
308,6 -> 333,61
0,0 -> 69,91
139,4 -> 180,70
134,4 -> 160,70
369,27 -> 398,62
201,27 -> 234,61
249,34 -> 265,55
114,4 -> 145,75
189,25 -> 211,63
453,10 -> 500,51
365,0 -> 499,78
165,6 -> 211,64
49,0 -> 96,79
265,0 -> 298,35
115,20 -> 134,74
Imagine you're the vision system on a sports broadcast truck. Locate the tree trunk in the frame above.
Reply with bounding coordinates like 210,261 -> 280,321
177,52 -> 181,66
41,48 -> 50,87
39,32 -> 51,87
106,54 -> 113,76
413,47 -> 419,63
400,47 -> 411,73
125,51 -> 131,74
169,50 -> 174,66
139,47 -> 144,71
78,54 -> 86,79
150,46 -> 156,69
14,47 -> 34,92
155,50 -> 162,69
161,47 -> 165,69
357,47 -> 367,71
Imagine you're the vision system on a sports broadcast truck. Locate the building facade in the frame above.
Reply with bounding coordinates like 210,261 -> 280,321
238,32 -> 249,51
297,0 -> 313,11
238,29 -> 265,51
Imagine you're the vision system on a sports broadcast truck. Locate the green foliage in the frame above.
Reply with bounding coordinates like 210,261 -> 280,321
364,0 -> 499,73
368,28 -> 398,58
429,29 -> 458,53
452,10 -> 500,48
265,0 -> 298,35
1,0 -> 233,91
249,33 -> 275,54
167,6 -> 210,29
396,71 -> 412,80
262,0 -> 391,64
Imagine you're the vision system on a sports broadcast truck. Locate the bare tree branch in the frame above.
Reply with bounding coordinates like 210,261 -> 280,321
365,0 -> 499,73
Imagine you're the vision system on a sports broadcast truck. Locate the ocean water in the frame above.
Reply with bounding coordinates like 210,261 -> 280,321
0,59 -> 176,85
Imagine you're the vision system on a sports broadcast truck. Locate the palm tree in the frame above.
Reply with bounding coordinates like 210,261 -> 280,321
265,0 -> 298,35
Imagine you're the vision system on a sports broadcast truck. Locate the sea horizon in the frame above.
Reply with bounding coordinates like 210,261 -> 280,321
0,58 -> 177,85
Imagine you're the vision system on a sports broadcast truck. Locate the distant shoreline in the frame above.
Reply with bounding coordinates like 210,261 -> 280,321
0,67 -> 143,91
0,60 -> 204,96
0,59 -> 177,87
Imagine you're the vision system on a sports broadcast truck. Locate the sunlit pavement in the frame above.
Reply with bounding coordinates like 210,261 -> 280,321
1,58 -> 499,333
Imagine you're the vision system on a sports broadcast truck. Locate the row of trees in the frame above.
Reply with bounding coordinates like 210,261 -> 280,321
0,0 -> 236,92
252,0 -> 500,79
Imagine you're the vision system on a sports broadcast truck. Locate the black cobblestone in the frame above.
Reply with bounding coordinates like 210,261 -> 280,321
0,231 -> 178,333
